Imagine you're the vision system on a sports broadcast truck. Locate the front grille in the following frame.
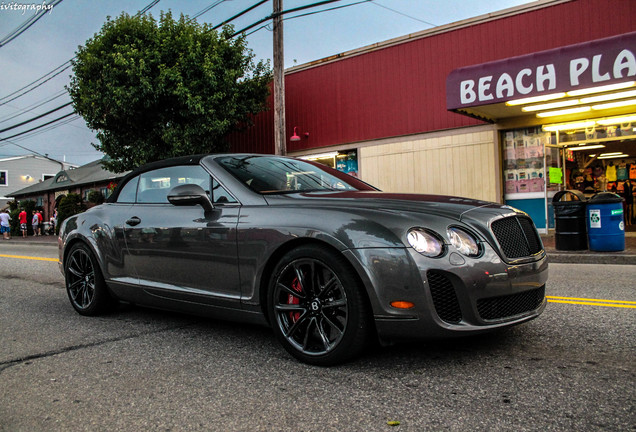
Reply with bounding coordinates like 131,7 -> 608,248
427,270 -> 462,324
477,285 -> 545,321
491,216 -> 543,259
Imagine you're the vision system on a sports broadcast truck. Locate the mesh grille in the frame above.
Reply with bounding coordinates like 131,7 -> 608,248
477,286 -> 545,321
427,270 -> 462,324
491,216 -> 543,259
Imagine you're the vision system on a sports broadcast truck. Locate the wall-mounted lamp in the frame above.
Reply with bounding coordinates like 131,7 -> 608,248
290,127 -> 309,142
24,175 -> 32,181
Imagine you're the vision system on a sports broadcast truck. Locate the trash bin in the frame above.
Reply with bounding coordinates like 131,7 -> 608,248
587,192 -> 625,252
553,190 -> 588,251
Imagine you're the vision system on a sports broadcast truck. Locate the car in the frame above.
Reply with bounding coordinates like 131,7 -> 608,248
59,154 -> 548,365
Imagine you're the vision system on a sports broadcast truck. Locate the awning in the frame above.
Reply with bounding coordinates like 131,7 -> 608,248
446,32 -> 636,122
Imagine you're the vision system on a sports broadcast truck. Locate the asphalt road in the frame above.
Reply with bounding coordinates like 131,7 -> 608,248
0,243 -> 634,431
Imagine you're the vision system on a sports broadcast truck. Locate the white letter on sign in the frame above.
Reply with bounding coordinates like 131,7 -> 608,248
478,76 -> 494,101
516,69 -> 533,95
536,64 -> 556,91
592,55 -> 610,82
460,80 -> 476,104
496,73 -> 514,98
613,49 -> 636,78
570,58 -> 589,86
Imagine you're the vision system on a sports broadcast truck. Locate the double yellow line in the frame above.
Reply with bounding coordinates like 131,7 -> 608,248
0,254 -> 58,262
547,296 -> 636,309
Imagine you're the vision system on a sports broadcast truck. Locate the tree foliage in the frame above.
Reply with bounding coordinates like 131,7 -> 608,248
68,12 -> 272,172
57,194 -> 84,234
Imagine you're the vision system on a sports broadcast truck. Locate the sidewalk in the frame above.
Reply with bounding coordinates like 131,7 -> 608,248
5,231 -> 636,265
540,231 -> 636,265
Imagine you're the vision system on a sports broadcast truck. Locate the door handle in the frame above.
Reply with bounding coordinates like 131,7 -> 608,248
126,217 -> 141,226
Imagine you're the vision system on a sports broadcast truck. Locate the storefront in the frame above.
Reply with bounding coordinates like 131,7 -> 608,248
447,31 -> 636,231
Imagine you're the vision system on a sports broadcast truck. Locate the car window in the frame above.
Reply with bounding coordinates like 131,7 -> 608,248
212,178 -> 237,204
116,177 -> 139,203
136,165 -> 210,204
216,155 -> 375,194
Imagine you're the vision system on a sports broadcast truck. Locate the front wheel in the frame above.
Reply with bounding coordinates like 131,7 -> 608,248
64,243 -> 116,315
268,245 -> 372,366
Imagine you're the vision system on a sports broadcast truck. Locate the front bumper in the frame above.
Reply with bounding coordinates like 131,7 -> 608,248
345,243 -> 548,343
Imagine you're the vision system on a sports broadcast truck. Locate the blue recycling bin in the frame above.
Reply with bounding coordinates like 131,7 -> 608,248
586,192 -> 625,252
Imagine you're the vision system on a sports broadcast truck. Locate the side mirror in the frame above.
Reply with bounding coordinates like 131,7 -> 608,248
167,184 -> 214,214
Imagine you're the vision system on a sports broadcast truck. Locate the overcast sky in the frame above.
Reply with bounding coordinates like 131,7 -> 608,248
0,0 -> 534,165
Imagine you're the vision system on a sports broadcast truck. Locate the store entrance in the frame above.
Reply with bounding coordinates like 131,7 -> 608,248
558,124 -> 635,231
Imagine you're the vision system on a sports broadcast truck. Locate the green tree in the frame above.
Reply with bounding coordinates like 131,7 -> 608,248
68,11 -> 272,173
57,194 -> 84,234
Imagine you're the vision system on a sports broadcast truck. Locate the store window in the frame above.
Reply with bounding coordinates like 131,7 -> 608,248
503,128 -> 551,196
302,150 -> 358,178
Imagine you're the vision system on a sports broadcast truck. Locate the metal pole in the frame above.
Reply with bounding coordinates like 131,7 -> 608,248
273,0 -> 286,155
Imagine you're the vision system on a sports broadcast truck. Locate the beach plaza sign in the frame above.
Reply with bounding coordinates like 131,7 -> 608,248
447,32 -> 636,110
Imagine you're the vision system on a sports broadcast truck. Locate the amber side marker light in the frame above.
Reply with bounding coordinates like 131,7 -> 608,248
391,301 -> 415,309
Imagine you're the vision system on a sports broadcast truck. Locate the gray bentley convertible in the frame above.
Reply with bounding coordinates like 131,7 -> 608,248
59,154 -> 548,365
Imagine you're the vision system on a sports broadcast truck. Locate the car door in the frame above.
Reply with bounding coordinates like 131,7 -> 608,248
122,164 -> 241,304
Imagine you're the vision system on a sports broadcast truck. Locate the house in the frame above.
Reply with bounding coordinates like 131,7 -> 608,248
0,154 -> 77,209
8,158 -> 127,221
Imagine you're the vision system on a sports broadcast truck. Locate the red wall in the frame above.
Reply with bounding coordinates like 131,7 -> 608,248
230,0 -> 636,154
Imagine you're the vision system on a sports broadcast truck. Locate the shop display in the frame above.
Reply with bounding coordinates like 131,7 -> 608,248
503,128 -> 549,195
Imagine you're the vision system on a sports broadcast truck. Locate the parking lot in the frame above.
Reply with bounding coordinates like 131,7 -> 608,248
1,242 -> 634,431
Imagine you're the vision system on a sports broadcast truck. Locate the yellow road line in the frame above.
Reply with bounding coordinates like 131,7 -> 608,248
547,296 -> 636,305
547,296 -> 636,309
0,254 -> 58,262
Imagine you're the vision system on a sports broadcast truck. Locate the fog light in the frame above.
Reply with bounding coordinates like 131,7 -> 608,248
391,301 -> 415,309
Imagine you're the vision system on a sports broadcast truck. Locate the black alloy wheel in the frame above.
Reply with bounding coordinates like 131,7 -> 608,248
65,243 -> 115,315
268,245 -> 371,366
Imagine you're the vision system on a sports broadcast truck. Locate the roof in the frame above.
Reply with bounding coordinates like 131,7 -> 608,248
9,158 -> 128,198
0,154 -> 78,169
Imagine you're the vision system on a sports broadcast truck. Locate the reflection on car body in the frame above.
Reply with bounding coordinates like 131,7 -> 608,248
59,154 -> 548,365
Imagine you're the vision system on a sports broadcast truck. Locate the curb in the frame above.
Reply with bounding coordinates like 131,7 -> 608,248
547,252 -> 636,265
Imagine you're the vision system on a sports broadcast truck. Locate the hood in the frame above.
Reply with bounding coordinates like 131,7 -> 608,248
264,191 -> 519,222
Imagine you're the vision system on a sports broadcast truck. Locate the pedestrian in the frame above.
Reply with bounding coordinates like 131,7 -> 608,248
32,212 -> 40,236
36,209 -> 43,235
18,208 -> 27,238
0,209 -> 11,240
623,179 -> 633,226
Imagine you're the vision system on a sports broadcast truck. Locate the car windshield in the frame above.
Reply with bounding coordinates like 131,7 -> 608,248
215,155 -> 376,194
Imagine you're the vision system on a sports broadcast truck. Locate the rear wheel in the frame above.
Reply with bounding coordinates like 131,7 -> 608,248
268,245 -> 371,365
64,243 -> 116,315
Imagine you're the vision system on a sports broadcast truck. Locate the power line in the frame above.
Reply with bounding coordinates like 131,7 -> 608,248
0,102 -> 73,134
0,61 -> 71,105
191,0 -> 228,21
243,0 -> 372,37
0,111 -> 76,142
0,0 -> 64,48
0,91 -> 67,124
370,2 -> 437,27
0,0 -> 161,105
230,0 -> 343,37
212,0 -> 269,30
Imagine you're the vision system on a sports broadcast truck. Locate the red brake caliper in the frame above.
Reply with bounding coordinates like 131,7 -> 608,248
288,277 -> 302,322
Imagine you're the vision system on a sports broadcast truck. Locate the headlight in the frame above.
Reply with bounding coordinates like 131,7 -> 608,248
447,227 -> 480,257
407,228 -> 444,257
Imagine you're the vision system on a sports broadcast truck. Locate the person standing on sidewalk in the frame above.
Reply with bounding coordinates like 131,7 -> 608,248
31,212 -> 40,236
18,208 -> 27,238
0,209 -> 11,240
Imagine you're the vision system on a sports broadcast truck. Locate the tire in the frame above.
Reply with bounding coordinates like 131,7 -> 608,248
267,244 -> 371,366
64,243 -> 116,316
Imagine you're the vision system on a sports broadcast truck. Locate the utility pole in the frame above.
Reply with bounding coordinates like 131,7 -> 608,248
273,0 -> 286,155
